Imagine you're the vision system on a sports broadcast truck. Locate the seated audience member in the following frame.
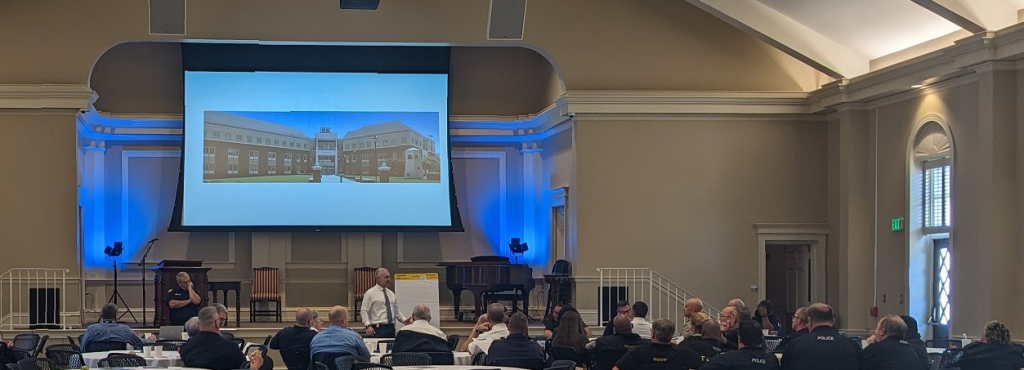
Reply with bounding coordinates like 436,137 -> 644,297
583,314 -> 649,370
728,299 -> 747,310
861,315 -> 923,370
701,320 -> 780,369
309,309 -> 322,332
950,320 -> 1024,370
486,312 -> 545,364
269,307 -> 318,370
752,300 -> 782,334
898,315 -> 928,370
775,307 -> 808,352
544,304 -> 592,339
552,310 -> 590,351
780,303 -> 860,370
393,304 -> 449,353
631,301 -> 653,338
180,306 -> 262,370
680,298 -> 704,338
720,305 -> 747,350
81,303 -> 155,351
612,319 -> 703,370
603,300 -> 633,336
184,316 -> 200,338
679,312 -> 729,360
309,306 -> 371,359
464,303 -> 510,355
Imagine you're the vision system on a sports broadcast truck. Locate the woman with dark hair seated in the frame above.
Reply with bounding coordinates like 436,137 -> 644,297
552,310 -> 589,351
952,320 -> 1024,370
751,300 -> 782,334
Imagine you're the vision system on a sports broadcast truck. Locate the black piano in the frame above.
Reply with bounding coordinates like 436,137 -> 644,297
440,256 -> 534,321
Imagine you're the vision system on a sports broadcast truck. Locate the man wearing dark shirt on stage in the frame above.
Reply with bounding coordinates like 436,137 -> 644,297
181,307 -> 262,370
583,314 -> 649,370
780,303 -> 861,370
702,320 -> 779,370
613,319 -> 702,370
167,272 -> 202,326
860,315 -> 924,370
269,307 -> 317,370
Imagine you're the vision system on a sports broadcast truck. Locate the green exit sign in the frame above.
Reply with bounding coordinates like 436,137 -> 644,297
891,217 -> 905,232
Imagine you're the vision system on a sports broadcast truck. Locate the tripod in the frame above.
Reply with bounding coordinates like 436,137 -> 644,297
139,238 -> 157,327
108,260 -> 138,323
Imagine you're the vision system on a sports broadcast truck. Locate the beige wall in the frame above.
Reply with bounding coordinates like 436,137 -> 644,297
572,118 -> 828,312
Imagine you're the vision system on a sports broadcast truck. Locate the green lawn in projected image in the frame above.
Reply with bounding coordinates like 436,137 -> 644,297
205,175 -> 311,183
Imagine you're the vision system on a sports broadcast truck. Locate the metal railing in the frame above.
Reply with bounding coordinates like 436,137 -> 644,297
597,267 -> 719,333
1,268 -> 71,330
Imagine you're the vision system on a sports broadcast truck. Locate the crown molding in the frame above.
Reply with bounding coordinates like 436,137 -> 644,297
556,90 -> 813,116
0,84 -> 97,110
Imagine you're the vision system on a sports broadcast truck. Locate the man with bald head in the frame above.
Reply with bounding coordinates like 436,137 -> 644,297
861,315 -> 924,370
181,307 -> 261,370
310,306 -> 371,359
361,268 -> 412,338
728,299 -> 746,309
393,304 -> 450,355
486,312 -> 545,365
583,314 -> 650,370
679,312 -> 729,360
681,298 -> 704,338
270,307 -> 317,370
780,303 -> 860,370
464,303 -> 510,355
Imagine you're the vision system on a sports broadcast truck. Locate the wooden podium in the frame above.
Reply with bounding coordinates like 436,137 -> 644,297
152,260 -> 210,327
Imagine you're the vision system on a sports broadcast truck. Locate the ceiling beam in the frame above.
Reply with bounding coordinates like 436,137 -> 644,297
911,0 -> 1017,33
685,0 -> 869,79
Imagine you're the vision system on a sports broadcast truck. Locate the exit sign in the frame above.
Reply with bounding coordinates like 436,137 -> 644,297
891,217 -> 905,232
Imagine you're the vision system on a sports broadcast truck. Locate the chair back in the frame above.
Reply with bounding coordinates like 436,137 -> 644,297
552,259 -> 571,274
64,336 -> 80,352
155,340 -> 188,351
102,353 -> 147,367
43,344 -> 75,353
764,336 -> 783,352
281,347 -> 312,370
332,355 -> 369,370
551,359 -> 577,369
592,349 -> 628,370
33,336 -> 48,358
350,364 -> 393,370
445,334 -> 459,351
379,353 -> 431,366
12,334 -> 41,355
263,335 -> 273,346
489,357 -> 547,370
230,337 -> 247,349
550,345 -> 583,364
312,352 -> 354,370
43,349 -> 81,368
16,358 -> 54,370
421,352 -> 454,365
82,340 -> 129,353
252,267 -> 281,301
353,267 -> 377,300
546,362 -> 574,370
471,351 -> 487,365
314,363 -> 329,370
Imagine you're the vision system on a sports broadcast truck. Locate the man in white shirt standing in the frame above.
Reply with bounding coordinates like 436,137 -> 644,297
631,301 -> 653,338
462,303 -> 510,355
361,268 -> 411,338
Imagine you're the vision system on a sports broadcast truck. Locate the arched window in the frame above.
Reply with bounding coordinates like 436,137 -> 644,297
909,120 -> 953,332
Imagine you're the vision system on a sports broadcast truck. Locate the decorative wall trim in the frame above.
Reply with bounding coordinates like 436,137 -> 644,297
0,84 -> 96,110
451,151 -> 507,258
557,90 -> 813,115
753,223 -> 829,304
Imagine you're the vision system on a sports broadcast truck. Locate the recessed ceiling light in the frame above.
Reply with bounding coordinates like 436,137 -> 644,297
911,84 -> 923,88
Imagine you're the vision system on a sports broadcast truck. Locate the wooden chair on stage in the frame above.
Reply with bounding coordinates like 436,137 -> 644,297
250,267 -> 282,322
352,267 -> 377,322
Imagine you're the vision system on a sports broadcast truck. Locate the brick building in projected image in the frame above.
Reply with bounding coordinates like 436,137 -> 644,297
203,111 -> 314,179
338,121 -> 437,177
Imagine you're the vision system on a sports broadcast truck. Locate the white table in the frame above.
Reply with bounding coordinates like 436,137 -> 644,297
369,352 -> 472,365
82,350 -> 184,368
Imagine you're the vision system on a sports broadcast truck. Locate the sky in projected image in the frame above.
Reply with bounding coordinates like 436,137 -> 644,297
222,111 -> 440,140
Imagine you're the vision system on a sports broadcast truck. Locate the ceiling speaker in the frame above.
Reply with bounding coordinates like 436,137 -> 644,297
150,0 -> 185,35
340,0 -> 380,10
488,0 -> 526,40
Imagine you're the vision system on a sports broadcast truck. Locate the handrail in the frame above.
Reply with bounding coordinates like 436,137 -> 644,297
596,267 -> 719,335
0,268 -> 71,330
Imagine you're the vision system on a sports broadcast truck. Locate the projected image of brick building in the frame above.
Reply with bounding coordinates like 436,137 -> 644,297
203,112 -> 314,181
338,121 -> 438,180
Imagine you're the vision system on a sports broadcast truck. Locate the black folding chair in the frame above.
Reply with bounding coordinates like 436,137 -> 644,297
445,335 -> 459,351
379,353 -> 430,366
43,349 -> 82,368
471,351 -> 488,365
16,358 -> 54,370
421,352 -> 454,365
65,336 -> 80,352
155,340 -> 188,351
550,345 -> 584,366
311,352 -> 355,370
102,353 -> 147,367
332,355 -> 369,370
314,363 -> 329,370
350,364 -> 392,370
82,340 -> 129,353
489,357 -> 547,370
230,337 -> 247,349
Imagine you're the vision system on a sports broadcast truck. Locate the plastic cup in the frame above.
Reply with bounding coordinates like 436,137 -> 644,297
156,346 -> 163,357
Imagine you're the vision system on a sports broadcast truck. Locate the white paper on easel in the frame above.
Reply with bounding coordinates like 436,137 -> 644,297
394,273 -> 441,329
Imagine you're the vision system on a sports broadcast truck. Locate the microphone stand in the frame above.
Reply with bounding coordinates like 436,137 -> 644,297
139,239 -> 157,328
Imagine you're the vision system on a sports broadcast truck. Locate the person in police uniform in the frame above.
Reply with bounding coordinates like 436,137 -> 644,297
780,303 -> 861,370
167,271 -> 202,326
679,313 -> 730,361
861,315 -> 924,370
774,307 -> 808,352
583,314 -> 649,370
612,319 -> 702,370
701,320 -> 780,370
